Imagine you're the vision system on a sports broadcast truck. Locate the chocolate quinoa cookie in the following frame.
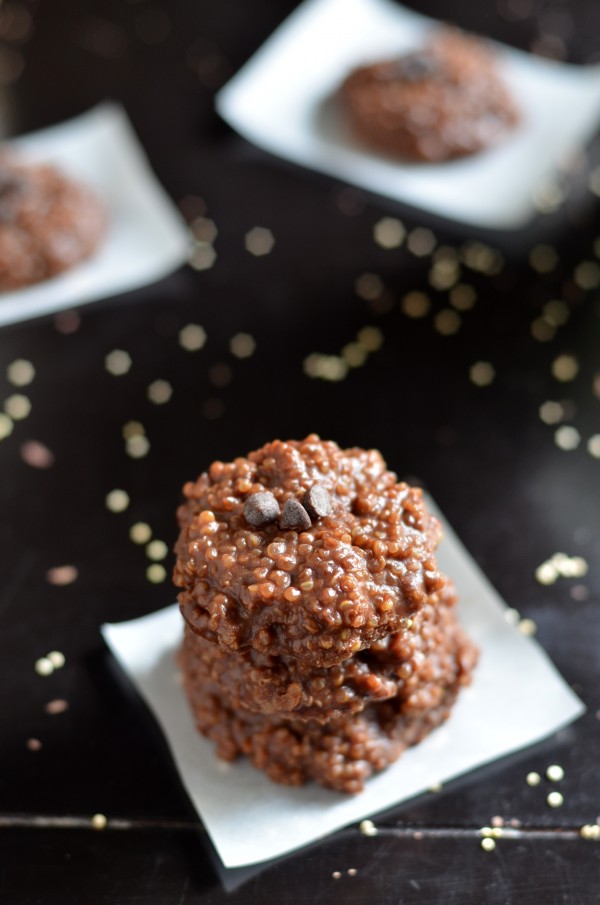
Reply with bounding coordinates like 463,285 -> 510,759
180,577 -> 477,793
174,436 -> 445,670
0,158 -> 106,291
175,436 -> 478,793
179,628 -> 399,721
179,577 -> 461,723
339,29 -> 519,162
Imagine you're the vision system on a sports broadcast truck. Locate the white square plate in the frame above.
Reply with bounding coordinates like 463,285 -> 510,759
0,103 -> 190,327
103,498 -> 584,869
216,0 -> 600,228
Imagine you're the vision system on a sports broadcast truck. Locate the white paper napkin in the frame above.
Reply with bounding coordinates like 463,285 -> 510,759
102,500 -> 584,868
216,0 -> 600,228
0,103 -> 190,326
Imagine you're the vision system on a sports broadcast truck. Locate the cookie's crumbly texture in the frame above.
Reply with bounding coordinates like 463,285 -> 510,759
0,159 -> 106,291
339,30 -> 519,162
175,436 -> 478,793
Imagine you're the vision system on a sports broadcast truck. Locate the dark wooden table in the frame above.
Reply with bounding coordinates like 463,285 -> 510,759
1,1 -> 599,902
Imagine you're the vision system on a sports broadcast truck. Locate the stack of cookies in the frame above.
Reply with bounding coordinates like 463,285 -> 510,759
174,436 -> 477,793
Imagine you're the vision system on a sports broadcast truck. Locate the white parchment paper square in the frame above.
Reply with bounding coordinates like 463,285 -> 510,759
216,0 -> 600,228
0,103 -> 189,327
102,502 -> 584,868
